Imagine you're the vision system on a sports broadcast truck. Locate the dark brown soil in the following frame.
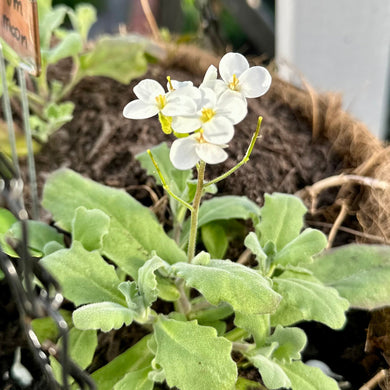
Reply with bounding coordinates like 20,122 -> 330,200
1,60 -> 387,389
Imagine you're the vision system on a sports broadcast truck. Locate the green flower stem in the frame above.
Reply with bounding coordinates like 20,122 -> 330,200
36,59 -> 49,99
187,161 -> 206,262
147,149 -> 193,212
204,116 -> 263,188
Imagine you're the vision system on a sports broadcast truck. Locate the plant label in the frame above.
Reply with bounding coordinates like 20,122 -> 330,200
0,0 -> 41,76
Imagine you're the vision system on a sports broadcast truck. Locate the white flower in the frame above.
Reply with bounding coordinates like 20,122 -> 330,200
171,87 -> 247,143
218,52 -> 272,98
167,79 -> 193,91
123,79 -> 197,120
170,133 -> 228,170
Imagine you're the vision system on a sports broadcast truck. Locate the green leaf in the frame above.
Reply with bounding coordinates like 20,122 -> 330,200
118,281 -> 142,310
6,220 -> 65,257
91,335 -> 153,390
234,312 -> 269,347
32,102 -> 75,142
155,274 -> 180,301
39,5 -> 68,49
42,169 -> 187,278
249,354 -> 291,390
271,271 -> 349,329
244,232 -> 267,271
308,244 -> 390,309
31,310 -> 72,344
190,301 -> 233,324
267,325 -> 307,362
173,260 -> 281,315
51,327 -> 97,385
114,367 -> 153,390
280,361 -> 339,390
257,193 -> 307,250
68,4 -> 97,42
43,241 -> 64,256
181,196 -> 261,246
236,377 -> 267,390
137,255 -> 170,308
67,327 -> 97,369
153,317 -> 237,390
72,302 -> 134,332
40,241 -> 124,306
0,208 -> 18,256
79,36 -> 148,84
273,228 -> 327,267
46,32 -> 83,64
201,222 -> 229,259
72,207 -> 110,251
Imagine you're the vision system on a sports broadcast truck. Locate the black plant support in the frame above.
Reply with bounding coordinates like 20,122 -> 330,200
0,152 -> 96,390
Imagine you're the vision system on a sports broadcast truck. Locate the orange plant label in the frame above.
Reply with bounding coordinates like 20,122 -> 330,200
0,0 -> 41,75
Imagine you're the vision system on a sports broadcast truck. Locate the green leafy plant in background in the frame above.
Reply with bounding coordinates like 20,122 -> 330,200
1,0 -> 150,144
2,51 -> 390,390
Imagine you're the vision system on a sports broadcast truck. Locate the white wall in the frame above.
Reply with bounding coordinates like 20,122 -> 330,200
276,0 -> 390,139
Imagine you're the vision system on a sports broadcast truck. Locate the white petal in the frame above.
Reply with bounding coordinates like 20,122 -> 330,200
200,88 -> 217,108
217,91 -> 248,124
195,143 -> 228,165
200,79 -> 226,96
170,85 -> 201,100
162,95 -> 198,116
219,52 -> 249,83
170,136 -> 199,170
133,79 -> 165,103
202,65 -> 218,83
123,99 -> 158,119
172,116 -> 202,133
203,117 -> 234,144
239,66 -> 272,98
168,80 -> 193,90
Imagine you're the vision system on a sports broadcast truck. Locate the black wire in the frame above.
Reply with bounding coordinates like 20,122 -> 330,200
0,151 -> 96,390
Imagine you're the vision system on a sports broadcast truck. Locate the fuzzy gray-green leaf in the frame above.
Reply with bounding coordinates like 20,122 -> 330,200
271,271 -> 349,329
173,260 -> 281,315
308,244 -> 390,309
42,169 -> 186,278
153,317 -> 237,390
40,241 -> 124,306
257,193 -> 307,250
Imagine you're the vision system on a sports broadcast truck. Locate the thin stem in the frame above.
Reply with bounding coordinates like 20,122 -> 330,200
55,56 -> 82,102
17,67 -> 39,220
175,278 -> 191,315
140,0 -> 161,41
204,116 -> 263,188
327,201 -> 348,249
187,161 -> 206,262
147,149 -> 193,211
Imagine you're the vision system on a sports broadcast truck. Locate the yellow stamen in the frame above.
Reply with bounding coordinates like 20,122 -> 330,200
228,74 -> 240,91
196,131 -> 206,143
200,108 -> 215,123
155,94 -> 166,110
167,76 -> 174,91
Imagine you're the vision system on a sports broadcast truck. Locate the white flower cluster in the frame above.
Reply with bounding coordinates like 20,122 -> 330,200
123,52 -> 271,170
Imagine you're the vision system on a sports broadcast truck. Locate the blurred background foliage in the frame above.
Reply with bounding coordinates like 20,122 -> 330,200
51,0 -> 275,57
